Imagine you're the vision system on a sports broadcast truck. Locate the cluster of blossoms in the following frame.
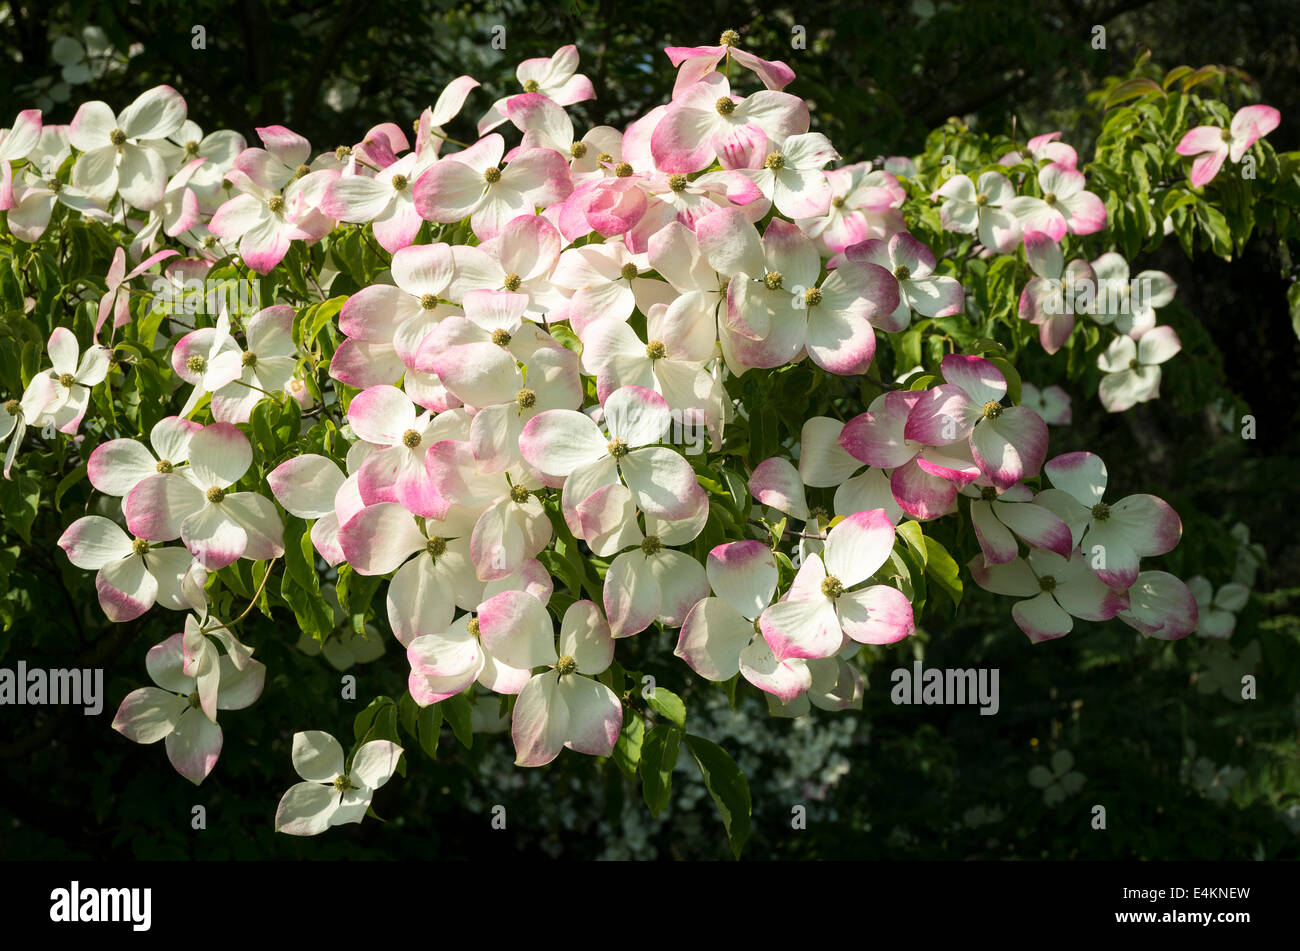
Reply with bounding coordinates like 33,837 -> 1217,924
4,31 -> 1257,834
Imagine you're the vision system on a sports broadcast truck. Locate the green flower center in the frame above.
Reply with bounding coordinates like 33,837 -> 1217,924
615,162 -> 634,178
335,145 -> 353,161
426,536 -> 447,558
893,264 -> 911,281
206,486 -> 226,503
402,429 -> 421,449
203,235 -> 218,249
132,537 -> 149,556
763,152 -> 785,171
607,438 -> 629,458
484,167 -> 502,184
832,196 -> 846,209
58,372 -> 75,388
716,97 -> 736,117
110,129 -> 127,146
976,193 -> 989,206
1043,192 -> 1057,205
267,195 -> 285,214
187,690 -> 201,709
1128,358 -> 1140,371
668,173 -> 688,192
502,273 -> 522,292
556,654 -> 578,676
720,29 -> 740,46
645,340 -> 666,360
332,774 -> 357,792
156,459 -> 174,473
1038,574 -> 1057,593
640,535 -> 663,556
804,286 -> 822,307
516,388 -> 536,409
821,575 -> 844,600
3,399 -> 19,415
982,400 -> 1003,420
596,152 -> 614,165
391,174 -> 408,191
184,140 -> 200,157
522,79 -> 541,93
510,484 -> 532,504
294,164 -> 311,179
569,141 -> 588,159
980,485 -> 999,501
467,618 -> 480,638
420,293 -> 438,310
186,355 -> 207,374
764,271 -> 783,290
620,262 -> 638,281
241,351 -> 258,368
491,328 -> 513,346
1091,502 -> 1111,522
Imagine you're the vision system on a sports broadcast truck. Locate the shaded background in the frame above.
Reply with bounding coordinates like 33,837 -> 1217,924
1,0 -> 1299,859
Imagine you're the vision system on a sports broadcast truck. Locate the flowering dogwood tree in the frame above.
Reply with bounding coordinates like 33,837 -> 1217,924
0,34 -> 1294,857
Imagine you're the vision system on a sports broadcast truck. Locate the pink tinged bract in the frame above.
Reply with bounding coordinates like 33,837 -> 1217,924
1118,571 -> 1200,640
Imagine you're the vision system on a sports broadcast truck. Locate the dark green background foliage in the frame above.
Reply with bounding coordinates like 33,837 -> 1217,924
2,0 -> 1299,860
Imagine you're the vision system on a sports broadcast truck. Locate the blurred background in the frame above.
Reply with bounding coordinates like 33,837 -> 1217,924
1,0 -> 1298,859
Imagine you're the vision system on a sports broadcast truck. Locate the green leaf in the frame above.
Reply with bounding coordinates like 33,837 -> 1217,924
895,519 -> 927,565
1104,77 -> 1164,109
639,723 -> 680,816
442,692 -> 474,749
646,686 -> 686,729
922,535 -> 963,610
683,733 -> 752,859
0,475 -> 40,544
986,356 -> 1021,405
397,691 -> 420,739
353,696 -> 399,744
612,711 -> 645,780
53,463 -> 87,512
417,704 -> 443,760
1289,282 -> 1300,342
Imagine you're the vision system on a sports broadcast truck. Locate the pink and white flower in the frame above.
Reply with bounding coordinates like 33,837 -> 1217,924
274,731 -> 402,835
759,509 -> 915,661
112,631 -> 265,785
58,515 -> 202,621
970,548 -> 1129,643
1003,162 -> 1106,240
1176,105 -> 1280,187
903,354 -> 1049,490
664,33 -> 795,96
844,232 -> 964,332
935,171 -> 1022,252
35,327 -> 112,434
1034,451 -> 1182,590
1019,383 -> 1072,426
520,384 -> 705,522
124,422 -> 285,570
476,45 -> 595,135
676,540 -> 812,703
1096,325 -> 1181,413
506,600 -> 622,767
69,85 -> 187,209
